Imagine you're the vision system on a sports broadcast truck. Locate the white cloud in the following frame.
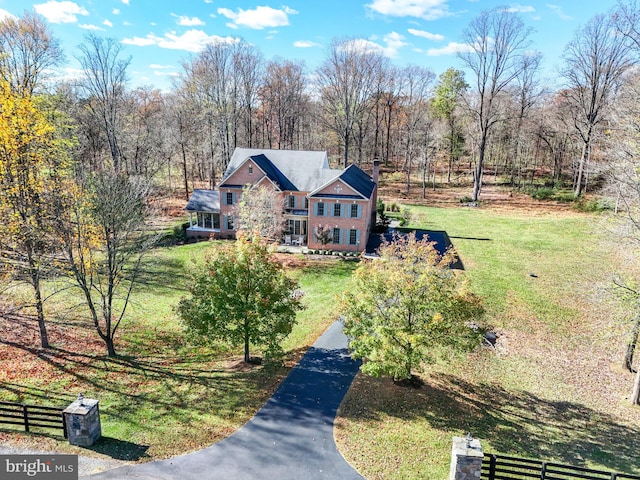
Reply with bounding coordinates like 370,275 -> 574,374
123,29 -> 238,52
79,24 -> 104,31
34,1 -> 89,24
366,0 -> 451,21
113,8 -> 120,15
341,33 -> 407,58
506,4 -> 535,13
122,0 -> 130,4
426,41 -> 473,56
294,40 -> 321,48
49,67 -> 84,84
174,15 -> 205,26
408,28 -> 444,41
382,32 -> 407,57
345,38 -> 385,55
0,9 -> 16,21
217,5 -> 297,30
103,19 -> 113,27
546,4 -> 571,20
154,70 -> 179,77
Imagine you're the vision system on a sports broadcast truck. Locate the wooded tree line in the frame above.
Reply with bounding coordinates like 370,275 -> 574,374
4,4 -> 640,203
5,2 -> 640,366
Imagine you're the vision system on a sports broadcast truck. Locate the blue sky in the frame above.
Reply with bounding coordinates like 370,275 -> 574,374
0,0 -> 617,91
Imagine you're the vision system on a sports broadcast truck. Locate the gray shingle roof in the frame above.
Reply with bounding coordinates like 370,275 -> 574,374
185,189 -> 220,212
222,148 -> 376,199
224,148 -> 332,192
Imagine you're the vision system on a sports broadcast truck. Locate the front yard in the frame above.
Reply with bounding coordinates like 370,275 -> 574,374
0,240 -> 356,461
335,204 -> 640,478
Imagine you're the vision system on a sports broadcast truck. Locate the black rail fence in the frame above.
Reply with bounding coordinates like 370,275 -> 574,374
482,454 -> 640,480
0,400 -> 67,438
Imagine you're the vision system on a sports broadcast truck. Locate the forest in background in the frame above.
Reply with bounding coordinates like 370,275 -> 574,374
4,3 -> 640,205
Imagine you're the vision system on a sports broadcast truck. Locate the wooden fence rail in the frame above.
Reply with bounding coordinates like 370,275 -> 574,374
482,454 -> 640,480
0,400 -> 66,438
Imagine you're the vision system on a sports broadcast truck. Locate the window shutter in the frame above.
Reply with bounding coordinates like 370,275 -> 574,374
232,193 -> 237,205
223,216 -> 228,229
356,230 -> 361,245
314,202 -> 318,216
357,205 -> 362,218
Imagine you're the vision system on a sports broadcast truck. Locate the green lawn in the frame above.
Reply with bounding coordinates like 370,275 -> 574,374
335,205 -> 640,479
0,240 -> 356,460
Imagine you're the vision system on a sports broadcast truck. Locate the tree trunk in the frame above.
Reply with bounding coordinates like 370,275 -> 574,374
244,335 -> 250,363
105,336 -> 116,357
472,135 -> 487,202
624,317 -> 640,372
632,368 -> 640,405
27,250 -> 49,349
574,140 -> 588,197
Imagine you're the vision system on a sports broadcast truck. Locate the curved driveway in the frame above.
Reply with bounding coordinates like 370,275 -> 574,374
83,321 -> 363,480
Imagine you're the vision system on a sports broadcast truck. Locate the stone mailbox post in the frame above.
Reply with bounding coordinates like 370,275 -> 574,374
449,434 -> 484,480
63,394 -> 101,447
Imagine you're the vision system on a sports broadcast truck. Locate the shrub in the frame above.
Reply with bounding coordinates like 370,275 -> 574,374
576,197 -> 615,212
529,187 -> 555,200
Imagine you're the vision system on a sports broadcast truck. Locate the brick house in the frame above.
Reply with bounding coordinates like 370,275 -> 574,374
185,148 -> 379,252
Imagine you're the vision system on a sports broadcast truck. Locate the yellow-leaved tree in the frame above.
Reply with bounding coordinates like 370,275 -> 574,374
0,80 -> 70,348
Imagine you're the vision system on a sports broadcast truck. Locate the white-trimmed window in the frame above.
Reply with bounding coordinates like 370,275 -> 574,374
196,212 -> 220,229
287,195 -> 296,208
349,229 -> 358,245
226,192 -> 234,206
316,202 -> 325,216
350,204 -> 359,218
333,203 -> 342,217
332,228 -> 341,244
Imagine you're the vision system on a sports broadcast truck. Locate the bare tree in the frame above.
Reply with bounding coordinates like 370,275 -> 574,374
604,72 -> 640,404
458,7 -> 534,201
77,34 -> 130,172
259,59 -> 307,149
0,11 -> 64,95
508,52 -> 543,186
397,65 -> 435,192
562,13 -> 632,196
317,38 -> 387,167
58,171 -> 156,357
234,43 -> 263,148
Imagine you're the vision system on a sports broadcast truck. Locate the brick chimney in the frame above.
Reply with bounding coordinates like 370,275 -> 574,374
370,159 -> 380,229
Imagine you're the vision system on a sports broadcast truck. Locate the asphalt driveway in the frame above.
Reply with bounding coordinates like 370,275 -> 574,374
83,321 -> 363,480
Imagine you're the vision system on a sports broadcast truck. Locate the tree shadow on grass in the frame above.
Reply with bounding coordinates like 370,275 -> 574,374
341,373 -> 640,475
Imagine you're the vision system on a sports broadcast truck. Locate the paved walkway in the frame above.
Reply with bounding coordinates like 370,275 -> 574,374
83,321 -> 363,480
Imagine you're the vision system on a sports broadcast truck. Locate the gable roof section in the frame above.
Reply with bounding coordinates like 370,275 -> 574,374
308,164 -> 375,199
339,164 -> 376,198
185,189 -> 220,212
224,148 -> 330,192
220,148 -> 376,198
250,154 -> 297,191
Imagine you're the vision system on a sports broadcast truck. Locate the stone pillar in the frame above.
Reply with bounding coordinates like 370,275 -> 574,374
63,394 -> 101,447
449,435 -> 484,480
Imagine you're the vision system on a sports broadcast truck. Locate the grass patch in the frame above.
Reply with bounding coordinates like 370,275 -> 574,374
336,205 -> 640,478
0,241 -> 356,461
